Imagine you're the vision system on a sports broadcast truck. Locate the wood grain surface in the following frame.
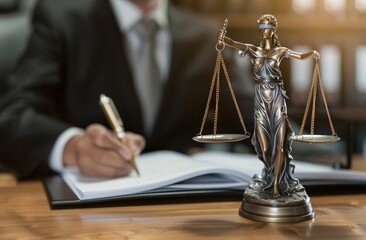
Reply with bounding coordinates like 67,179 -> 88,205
0,155 -> 366,239
0,181 -> 366,239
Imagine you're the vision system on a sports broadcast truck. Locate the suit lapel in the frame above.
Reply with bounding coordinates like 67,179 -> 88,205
166,5 -> 190,91
153,4 -> 189,123
93,0 -> 144,133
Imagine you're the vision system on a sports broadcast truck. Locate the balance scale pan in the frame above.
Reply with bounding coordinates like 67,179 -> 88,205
290,134 -> 340,144
193,134 -> 249,143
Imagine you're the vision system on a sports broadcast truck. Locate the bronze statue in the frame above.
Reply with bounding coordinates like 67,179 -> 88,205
218,14 -> 320,222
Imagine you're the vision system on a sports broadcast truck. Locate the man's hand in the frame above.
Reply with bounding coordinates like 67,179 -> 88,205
63,124 -> 145,177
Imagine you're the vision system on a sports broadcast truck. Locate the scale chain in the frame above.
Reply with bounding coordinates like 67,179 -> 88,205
298,60 -> 338,139
310,62 -> 319,135
196,18 -> 250,140
214,54 -> 221,136
220,51 -> 250,136
197,50 -> 250,138
316,63 -> 337,136
299,61 -> 317,136
197,51 -> 221,136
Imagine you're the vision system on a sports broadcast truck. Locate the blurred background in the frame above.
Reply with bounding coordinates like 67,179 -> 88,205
1,0 -> 365,166
0,0 -> 36,92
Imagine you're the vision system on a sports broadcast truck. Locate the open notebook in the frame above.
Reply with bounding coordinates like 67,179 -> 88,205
43,150 -> 366,208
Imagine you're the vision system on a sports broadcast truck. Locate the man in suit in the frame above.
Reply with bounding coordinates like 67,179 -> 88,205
0,0 -> 250,179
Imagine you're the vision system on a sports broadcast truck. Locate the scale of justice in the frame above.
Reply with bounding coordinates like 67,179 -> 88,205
193,16 -> 340,223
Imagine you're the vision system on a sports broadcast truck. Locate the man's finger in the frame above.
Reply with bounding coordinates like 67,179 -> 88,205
77,150 -> 131,178
85,124 -> 133,159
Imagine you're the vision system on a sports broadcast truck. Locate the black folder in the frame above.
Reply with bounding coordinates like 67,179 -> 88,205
42,175 -> 244,209
43,175 -> 366,209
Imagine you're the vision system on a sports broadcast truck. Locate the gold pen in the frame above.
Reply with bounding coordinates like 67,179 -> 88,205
99,94 -> 140,176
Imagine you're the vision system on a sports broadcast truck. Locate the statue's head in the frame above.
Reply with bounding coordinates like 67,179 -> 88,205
257,14 -> 278,32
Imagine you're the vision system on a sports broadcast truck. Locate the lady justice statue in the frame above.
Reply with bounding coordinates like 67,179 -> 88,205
218,14 -> 320,222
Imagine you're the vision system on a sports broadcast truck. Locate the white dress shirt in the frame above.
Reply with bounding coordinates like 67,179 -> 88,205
49,0 -> 172,172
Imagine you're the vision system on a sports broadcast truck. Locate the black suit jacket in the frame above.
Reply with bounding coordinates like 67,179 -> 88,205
0,0 -> 253,179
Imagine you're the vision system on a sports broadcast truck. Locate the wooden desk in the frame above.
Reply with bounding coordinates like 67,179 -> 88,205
0,181 -> 366,239
1,156 -> 366,239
